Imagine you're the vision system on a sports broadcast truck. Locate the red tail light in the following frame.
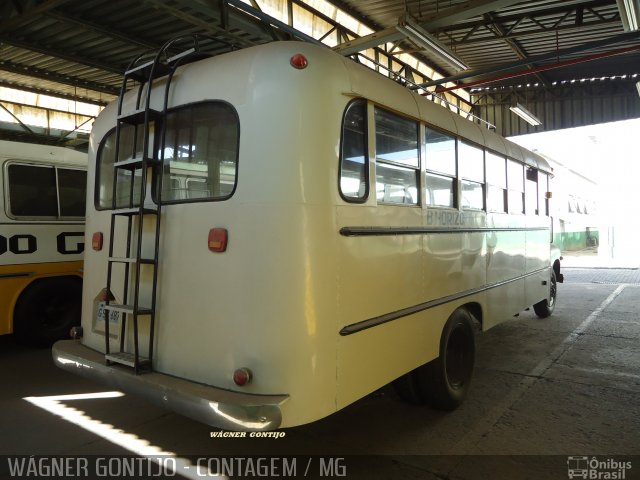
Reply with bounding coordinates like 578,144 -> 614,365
92,232 -> 103,251
233,368 -> 252,386
208,228 -> 228,253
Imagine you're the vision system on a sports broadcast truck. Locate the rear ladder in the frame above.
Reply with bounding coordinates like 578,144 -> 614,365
103,35 -> 217,373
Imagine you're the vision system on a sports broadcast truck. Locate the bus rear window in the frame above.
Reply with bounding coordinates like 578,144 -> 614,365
96,101 -> 239,209
158,102 -> 239,203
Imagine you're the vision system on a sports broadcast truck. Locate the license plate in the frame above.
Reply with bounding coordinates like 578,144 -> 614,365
97,301 -> 120,324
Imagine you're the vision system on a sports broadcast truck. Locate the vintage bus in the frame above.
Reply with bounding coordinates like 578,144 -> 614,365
1,140 -> 86,345
54,39 -> 562,430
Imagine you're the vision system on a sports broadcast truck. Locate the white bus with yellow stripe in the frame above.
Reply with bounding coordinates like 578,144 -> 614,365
1,140 -> 86,345
54,40 -> 561,430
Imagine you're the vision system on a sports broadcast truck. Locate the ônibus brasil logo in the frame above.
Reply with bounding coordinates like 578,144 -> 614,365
567,456 -> 632,479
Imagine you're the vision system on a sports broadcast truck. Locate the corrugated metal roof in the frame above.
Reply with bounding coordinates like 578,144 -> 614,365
0,0 -> 638,145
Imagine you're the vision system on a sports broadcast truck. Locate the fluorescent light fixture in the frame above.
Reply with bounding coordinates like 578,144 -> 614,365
510,103 -> 542,126
636,81 -> 640,97
617,0 -> 640,31
396,14 -> 468,71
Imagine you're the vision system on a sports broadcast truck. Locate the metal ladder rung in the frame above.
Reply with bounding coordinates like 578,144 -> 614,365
105,352 -> 150,368
111,206 -> 158,216
103,303 -> 153,315
125,60 -> 155,76
167,47 -> 196,64
109,257 -> 155,265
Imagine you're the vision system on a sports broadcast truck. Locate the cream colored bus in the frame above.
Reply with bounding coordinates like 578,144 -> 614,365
1,140 -> 86,345
54,39 -> 562,431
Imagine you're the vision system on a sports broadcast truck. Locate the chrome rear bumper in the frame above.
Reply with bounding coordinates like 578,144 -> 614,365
52,340 -> 288,431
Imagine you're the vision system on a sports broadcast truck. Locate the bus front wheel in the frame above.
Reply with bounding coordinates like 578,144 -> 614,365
13,277 -> 82,347
393,308 -> 476,410
533,269 -> 557,318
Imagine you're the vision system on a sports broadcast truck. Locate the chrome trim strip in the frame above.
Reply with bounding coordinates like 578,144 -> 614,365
340,226 -> 549,236
339,268 -> 549,335
53,340 -> 288,431
0,272 -> 35,279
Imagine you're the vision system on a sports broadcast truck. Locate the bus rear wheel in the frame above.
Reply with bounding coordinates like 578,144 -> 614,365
533,269 -> 557,318
393,308 -> 476,410
13,277 -> 82,347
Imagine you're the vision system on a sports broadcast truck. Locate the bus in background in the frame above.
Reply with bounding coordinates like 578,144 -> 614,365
0,140 -> 86,346
547,158 -> 599,252
54,38 -> 562,431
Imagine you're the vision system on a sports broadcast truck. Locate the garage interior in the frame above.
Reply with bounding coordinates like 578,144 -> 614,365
1,1 -> 639,478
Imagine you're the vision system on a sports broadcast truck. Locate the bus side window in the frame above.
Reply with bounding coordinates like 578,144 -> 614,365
7,164 -> 58,217
58,168 -> 87,217
525,167 -> 538,215
458,141 -> 484,210
339,99 -> 368,202
486,151 -> 507,213
538,172 -> 548,216
374,107 -> 419,205
425,127 -> 456,208
507,159 -> 524,214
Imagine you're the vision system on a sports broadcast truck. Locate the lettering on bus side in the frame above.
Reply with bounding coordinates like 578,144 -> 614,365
426,210 -> 466,226
0,232 -> 84,255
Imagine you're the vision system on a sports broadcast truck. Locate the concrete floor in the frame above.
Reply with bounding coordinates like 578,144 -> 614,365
1,267 -> 639,479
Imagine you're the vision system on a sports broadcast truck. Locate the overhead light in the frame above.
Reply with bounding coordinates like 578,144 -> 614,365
617,0 -> 640,31
396,14 -> 468,71
510,103 -> 542,126
636,81 -> 640,97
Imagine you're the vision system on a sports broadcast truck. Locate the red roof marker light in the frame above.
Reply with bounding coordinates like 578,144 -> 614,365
290,53 -> 308,69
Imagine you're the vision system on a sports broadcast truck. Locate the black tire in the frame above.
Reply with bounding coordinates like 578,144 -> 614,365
533,269 -> 557,318
13,276 -> 82,347
393,308 -> 476,410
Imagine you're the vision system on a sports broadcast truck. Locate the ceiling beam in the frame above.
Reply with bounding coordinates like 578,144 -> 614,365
483,12 -> 550,87
0,0 -> 72,34
433,0 -> 615,33
45,11 -> 158,50
452,17 -> 620,46
333,0 -> 528,56
418,29 -> 640,89
0,60 -> 119,97
0,35 -> 125,74
0,80 -> 111,106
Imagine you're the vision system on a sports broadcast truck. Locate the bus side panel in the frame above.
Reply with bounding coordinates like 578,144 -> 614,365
335,205 -> 488,409
0,217 -> 83,335
0,261 -> 83,335
525,218 -> 552,306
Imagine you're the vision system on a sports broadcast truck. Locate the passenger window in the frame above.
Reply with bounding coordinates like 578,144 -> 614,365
58,168 -> 87,217
374,108 -> 419,205
8,164 -> 57,217
507,160 -> 524,214
458,141 -> 484,210
8,164 -> 86,219
538,172 -> 548,216
486,151 -> 507,213
425,128 -> 456,176
525,167 -> 538,215
340,99 -> 368,201
425,127 -> 456,208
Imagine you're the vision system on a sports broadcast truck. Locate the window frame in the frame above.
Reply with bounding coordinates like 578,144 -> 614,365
95,100 -> 240,211
457,139 -> 485,211
424,125 -> 458,209
5,161 -> 86,221
485,149 -> 507,213
339,98 -> 369,203
373,106 -> 421,206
